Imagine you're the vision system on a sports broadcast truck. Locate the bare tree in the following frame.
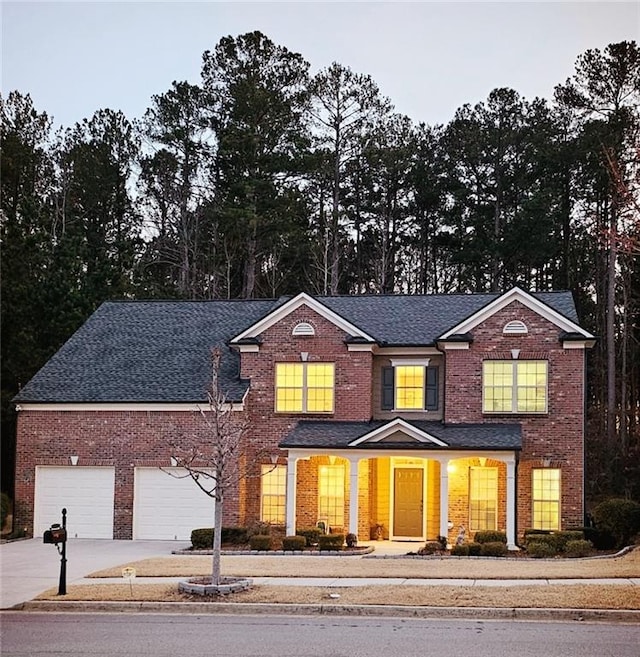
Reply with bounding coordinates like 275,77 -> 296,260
167,347 -> 252,586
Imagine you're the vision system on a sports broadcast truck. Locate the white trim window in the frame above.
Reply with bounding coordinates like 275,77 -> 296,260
318,464 -> 345,529
260,464 -> 286,524
275,363 -> 335,413
483,360 -> 548,413
532,468 -> 561,530
469,466 -> 498,531
382,362 -> 439,411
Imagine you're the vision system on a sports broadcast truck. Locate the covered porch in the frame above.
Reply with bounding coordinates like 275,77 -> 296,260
279,419 -> 521,549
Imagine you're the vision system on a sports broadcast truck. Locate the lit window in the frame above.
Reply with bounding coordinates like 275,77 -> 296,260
318,464 -> 345,528
469,467 -> 498,531
532,468 -> 560,530
382,365 -> 438,411
275,363 -> 334,413
483,361 -> 547,413
260,464 -> 286,524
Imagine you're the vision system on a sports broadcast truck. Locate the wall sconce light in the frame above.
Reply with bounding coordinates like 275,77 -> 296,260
70,455 -> 79,466
170,456 -> 178,467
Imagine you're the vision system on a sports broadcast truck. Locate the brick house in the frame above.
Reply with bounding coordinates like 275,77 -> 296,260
13,287 -> 594,546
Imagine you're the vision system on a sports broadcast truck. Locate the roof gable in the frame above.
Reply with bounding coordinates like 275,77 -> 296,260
438,287 -> 594,340
348,419 -> 447,447
229,292 -> 375,344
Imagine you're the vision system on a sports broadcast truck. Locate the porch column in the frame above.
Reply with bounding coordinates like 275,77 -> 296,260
506,458 -> 517,550
347,456 -> 360,536
439,457 -> 450,540
285,455 -> 298,536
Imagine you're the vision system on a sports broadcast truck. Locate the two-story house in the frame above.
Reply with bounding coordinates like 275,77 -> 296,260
13,287 -> 595,546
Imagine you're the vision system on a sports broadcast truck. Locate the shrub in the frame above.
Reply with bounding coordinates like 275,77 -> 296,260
0,493 -> 10,528
527,541 -> 557,558
467,542 -> 482,556
249,534 -> 272,551
450,544 -> 469,556
318,533 -> 344,550
592,498 -> 640,548
474,530 -> 507,545
345,533 -> 358,548
573,526 -> 616,550
418,541 -> 444,555
480,541 -> 508,557
554,530 -> 584,551
190,526 -> 250,549
296,527 -> 321,547
525,532 -> 559,552
564,539 -> 593,558
282,535 -> 306,551
191,528 -> 213,550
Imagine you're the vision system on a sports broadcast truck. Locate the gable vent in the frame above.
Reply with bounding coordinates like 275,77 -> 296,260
292,322 -> 315,336
503,320 -> 528,335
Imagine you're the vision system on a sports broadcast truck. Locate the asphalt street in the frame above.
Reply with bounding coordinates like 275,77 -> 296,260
1,612 -> 639,657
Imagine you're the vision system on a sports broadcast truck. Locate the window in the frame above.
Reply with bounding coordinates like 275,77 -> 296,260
469,467 -> 498,531
260,464 -> 286,524
318,464 -> 345,528
275,362 -> 334,413
532,468 -> 560,530
483,360 -> 547,413
382,365 -> 438,411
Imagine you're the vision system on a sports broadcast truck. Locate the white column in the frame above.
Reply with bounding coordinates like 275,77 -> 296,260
348,456 -> 360,536
285,455 -> 298,536
506,458 -> 517,550
439,458 -> 450,540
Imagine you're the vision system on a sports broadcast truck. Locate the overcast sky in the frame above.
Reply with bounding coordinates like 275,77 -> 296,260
2,1 -> 638,130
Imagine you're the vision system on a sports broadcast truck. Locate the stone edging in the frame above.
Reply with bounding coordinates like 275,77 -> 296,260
172,546 -> 375,556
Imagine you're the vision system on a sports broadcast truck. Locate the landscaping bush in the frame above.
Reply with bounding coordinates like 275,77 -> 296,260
572,525 -> 616,550
527,541 -> 557,558
345,533 -> 358,548
564,539 -> 593,558
1,493 -> 10,528
554,530 -> 584,551
190,526 -> 250,549
524,532 -> 560,553
296,527 -> 321,547
480,541 -> 508,557
467,542 -> 482,556
450,544 -> 469,556
282,535 -> 306,551
249,534 -> 272,551
418,541 -> 444,555
591,498 -> 640,548
318,533 -> 345,550
474,530 -> 507,544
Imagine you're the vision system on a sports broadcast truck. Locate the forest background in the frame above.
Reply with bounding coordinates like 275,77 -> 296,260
1,34 -> 638,507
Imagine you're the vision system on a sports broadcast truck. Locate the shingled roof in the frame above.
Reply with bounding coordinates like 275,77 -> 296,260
280,420 -> 522,451
14,290 -> 579,404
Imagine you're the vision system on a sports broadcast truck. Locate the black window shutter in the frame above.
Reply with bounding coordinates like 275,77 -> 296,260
382,366 -> 395,410
425,366 -> 439,410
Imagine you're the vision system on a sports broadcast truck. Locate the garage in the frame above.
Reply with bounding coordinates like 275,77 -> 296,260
133,467 -> 216,540
34,466 -> 115,539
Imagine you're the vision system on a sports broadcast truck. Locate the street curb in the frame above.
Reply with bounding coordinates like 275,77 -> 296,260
15,600 -> 640,623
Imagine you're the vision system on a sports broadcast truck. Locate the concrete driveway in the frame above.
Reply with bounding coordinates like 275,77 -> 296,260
0,538 -> 189,609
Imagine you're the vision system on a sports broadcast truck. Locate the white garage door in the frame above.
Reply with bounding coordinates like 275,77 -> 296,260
133,467 -> 216,540
34,467 -> 115,539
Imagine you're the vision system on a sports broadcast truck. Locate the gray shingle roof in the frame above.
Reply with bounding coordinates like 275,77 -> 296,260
14,300 -> 278,403
15,290 -> 579,404
280,420 -> 522,451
